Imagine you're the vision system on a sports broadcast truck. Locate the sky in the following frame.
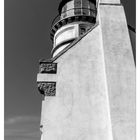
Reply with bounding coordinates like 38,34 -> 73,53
4,0 -> 135,140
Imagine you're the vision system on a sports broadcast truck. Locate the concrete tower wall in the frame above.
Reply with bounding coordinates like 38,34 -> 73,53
39,24 -> 113,140
99,1 -> 135,139
37,0 -> 135,140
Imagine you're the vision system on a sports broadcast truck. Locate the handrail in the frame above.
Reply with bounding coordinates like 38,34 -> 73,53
51,7 -> 97,28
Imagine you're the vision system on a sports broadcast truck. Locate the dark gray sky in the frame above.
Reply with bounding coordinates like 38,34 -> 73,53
4,0 -> 135,140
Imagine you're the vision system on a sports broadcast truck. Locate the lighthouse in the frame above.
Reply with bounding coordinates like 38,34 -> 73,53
51,0 -> 97,57
37,0 -> 135,140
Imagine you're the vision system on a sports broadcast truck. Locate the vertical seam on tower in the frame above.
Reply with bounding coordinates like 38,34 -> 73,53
98,5 -> 114,140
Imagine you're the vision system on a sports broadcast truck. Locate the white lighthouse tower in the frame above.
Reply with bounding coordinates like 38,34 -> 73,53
37,0 -> 135,140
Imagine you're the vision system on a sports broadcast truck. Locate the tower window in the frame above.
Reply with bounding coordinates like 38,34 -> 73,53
80,27 -> 86,35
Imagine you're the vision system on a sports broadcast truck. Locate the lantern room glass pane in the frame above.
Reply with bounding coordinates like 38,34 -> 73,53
61,5 -> 67,19
82,0 -> 89,8
74,9 -> 81,15
89,1 -> 96,10
74,0 -> 81,8
82,9 -> 89,15
66,1 -> 74,10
